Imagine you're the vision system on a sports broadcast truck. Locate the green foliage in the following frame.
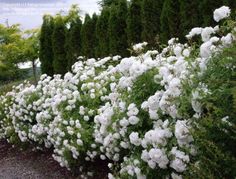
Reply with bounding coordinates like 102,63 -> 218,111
39,15 -> 54,76
160,0 -> 181,43
81,14 -> 98,58
181,42 -> 236,178
179,1 -> 202,42
199,0 -> 224,27
66,17 -> 82,71
130,69 -> 162,106
52,15 -> 67,75
96,8 -> 110,58
98,0 -> 120,7
126,0 -> 142,46
0,24 -> 40,82
108,0 -> 129,57
141,0 -> 163,47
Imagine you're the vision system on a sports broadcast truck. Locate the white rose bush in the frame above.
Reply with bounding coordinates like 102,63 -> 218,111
0,6 -> 236,178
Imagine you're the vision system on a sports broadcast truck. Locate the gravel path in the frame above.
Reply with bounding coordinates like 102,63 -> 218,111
0,141 -> 88,179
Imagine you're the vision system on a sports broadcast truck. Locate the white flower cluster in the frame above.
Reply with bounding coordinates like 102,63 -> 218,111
0,6 -> 234,179
214,6 -> 231,22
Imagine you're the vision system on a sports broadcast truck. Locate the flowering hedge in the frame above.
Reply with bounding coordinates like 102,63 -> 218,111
0,6 -> 236,179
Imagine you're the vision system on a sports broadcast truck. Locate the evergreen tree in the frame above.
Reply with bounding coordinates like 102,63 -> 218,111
98,0 -> 120,7
39,15 -> 54,76
160,0 -> 181,43
141,0 -> 163,47
179,1 -> 202,41
81,14 -> 97,58
109,0 -> 129,57
199,0 -> 224,27
224,0 -> 236,12
96,8 -> 110,58
91,13 -> 98,58
52,15 -> 67,75
66,17 -> 82,71
127,0 -> 142,46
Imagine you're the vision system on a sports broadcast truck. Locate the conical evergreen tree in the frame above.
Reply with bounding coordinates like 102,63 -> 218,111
96,8 -> 110,58
98,0 -> 120,7
81,14 -> 98,58
66,17 -> 82,71
39,15 -> 54,76
224,0 -> 236,12
141,0 -> 163,47
91,13 -> 98,58
109,0 -> 129,57
160,0 -> 181,43
199,0 -> 224,27
52,15 -> 67,75
127,0 -> 142,46
179,1 -> 202,41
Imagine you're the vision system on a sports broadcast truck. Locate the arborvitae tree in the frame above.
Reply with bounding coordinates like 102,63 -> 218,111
127,0 -> 142,46
199,0 -> 224,27
81,14 -> 97,58
52,15 -> 67,75
141,0 -> 163,47
98,0 -> 120,7
179,1 -> 202,41
160,0 -> 181,43
109,0 -> 129,57
96,8 -> 110,58
39,15 -> 54,76
229,0 -> 236,8
91,13 -> 98,58
66,17 -> 82,71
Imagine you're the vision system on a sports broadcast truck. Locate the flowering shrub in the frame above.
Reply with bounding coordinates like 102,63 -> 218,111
0,6 -> 236,179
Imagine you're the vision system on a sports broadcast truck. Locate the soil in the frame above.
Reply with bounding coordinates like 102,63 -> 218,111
0,140 -> 107,179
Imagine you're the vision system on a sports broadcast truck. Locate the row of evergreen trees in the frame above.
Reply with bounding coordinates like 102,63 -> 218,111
39,0 -> 236,76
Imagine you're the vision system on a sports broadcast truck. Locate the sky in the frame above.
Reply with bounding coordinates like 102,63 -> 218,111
0,0 -> 100,29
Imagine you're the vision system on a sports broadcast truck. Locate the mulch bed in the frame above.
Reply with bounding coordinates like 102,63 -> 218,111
0,140 -> 108,179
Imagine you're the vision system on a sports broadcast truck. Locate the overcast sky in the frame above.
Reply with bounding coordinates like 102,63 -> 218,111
0,0 -> 100,29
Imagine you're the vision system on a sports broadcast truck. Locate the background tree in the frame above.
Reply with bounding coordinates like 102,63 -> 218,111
64,5 -> 82,71
199,0 -> 224,27
127,0 -> 142,46
52,15 -> 67,75
98,0 -> 120,7
81,14 -> 97,58
96,8 -> 110,58
141,0 -> 163,47
109,0 -> 129,57
160,0 -> 181,43
39,15 -> 54,76
179,1 -> 202,41
0,24 -> 26,82
23,29 -> 40,84
66,17 -> 82,71
91,13 -> 98,58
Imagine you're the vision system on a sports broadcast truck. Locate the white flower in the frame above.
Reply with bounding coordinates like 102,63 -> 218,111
129,132 -> 141,146
201,27 -> 215,42
128,116 -> 140,125
221,33 -> 233,46
133,42 -> 148,52
127,103 -> 139,116
186,27 -> 202,39
171,173 -> 183,179
182,49 -> 190,57
170,158 -> 187,173
214,6 -> 231,22
175,120 -> 193,146
200,41 -> 212,58
170,147 -> 190,172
